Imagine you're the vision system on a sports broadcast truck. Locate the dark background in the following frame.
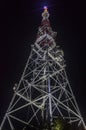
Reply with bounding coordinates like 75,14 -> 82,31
0,0 -> 86,124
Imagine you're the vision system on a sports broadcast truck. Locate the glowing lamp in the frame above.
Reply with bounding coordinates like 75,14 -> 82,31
44,6 -> 48,11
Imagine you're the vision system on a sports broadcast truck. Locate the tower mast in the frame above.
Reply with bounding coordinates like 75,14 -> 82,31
0,7 -> 86,130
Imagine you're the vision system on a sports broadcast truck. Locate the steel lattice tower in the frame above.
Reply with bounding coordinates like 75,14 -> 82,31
0,7 -> 86,130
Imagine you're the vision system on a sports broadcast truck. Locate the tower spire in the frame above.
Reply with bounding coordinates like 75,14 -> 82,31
42,6 -> 50,20
44,6 -> 48,11
36,7 -> 57,46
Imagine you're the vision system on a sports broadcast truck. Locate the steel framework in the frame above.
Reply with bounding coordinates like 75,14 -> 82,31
0,7 -> 86,130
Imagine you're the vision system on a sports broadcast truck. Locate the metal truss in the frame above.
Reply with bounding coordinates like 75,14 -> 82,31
0,7 -> 86,130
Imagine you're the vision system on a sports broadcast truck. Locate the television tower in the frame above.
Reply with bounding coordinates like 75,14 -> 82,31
0,7 -> 86,130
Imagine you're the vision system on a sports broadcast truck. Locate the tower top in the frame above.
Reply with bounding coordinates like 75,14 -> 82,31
44,6 -> 48,12
42,6 -> 50,19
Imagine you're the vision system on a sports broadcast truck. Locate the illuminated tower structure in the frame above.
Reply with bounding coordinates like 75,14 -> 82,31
0,7 -> 86,130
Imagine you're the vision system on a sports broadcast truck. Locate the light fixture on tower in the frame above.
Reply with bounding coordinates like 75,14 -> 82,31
44,6 -> 48,12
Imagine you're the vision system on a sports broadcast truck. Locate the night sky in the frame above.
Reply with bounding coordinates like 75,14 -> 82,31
0,0 -> 86,124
